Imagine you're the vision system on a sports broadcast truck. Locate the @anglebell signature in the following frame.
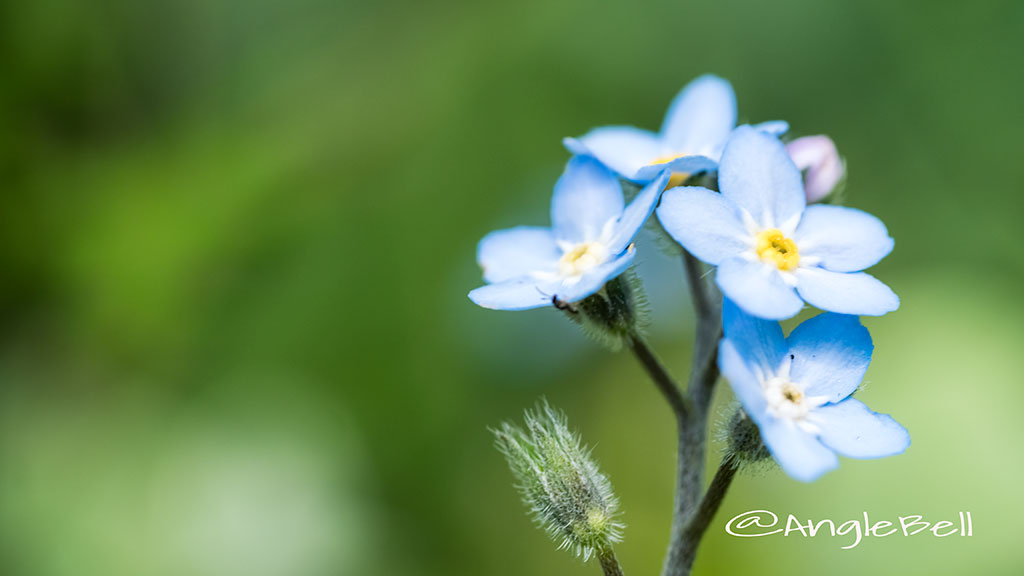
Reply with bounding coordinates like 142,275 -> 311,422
725,509 -> 974,550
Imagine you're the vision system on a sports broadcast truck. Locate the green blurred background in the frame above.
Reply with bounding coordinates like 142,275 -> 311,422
1,0 -> 1022,574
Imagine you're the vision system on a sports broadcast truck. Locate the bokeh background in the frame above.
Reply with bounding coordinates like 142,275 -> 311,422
1,0 -> 1022,574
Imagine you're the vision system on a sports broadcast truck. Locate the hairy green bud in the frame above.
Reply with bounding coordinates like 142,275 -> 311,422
493,401 -> 624,561
557,271 -> 648,350
724,407 -> 772,467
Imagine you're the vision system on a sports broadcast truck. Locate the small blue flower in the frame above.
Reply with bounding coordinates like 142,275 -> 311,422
657,125 -> 899,320
564,75 -> 787,185
469,156 -> 670,310
719,299 -> 910,482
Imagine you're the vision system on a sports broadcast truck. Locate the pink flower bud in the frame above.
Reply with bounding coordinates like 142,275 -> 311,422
786,135 -> 844,203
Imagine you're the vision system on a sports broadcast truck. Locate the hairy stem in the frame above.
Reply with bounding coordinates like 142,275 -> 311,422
661,250 -> 723,576
620,249 -> 726,575
598,548 -> 625,576
683,248 -> 714,322
679,456 -> 737,567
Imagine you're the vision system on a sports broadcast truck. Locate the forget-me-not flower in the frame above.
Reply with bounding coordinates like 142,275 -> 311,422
469,156 -> 670,311
719,299 -> 910,482
657,125 -> 898,320
564,75 -> 786,187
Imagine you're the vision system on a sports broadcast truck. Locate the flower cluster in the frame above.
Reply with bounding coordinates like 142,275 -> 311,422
471,75 -> 910,571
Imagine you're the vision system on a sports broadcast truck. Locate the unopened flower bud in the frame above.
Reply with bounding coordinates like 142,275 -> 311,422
558,271 -> 647,351
725,408 -> 771,467
786,135 -> 844,203
493,401 -> 624,561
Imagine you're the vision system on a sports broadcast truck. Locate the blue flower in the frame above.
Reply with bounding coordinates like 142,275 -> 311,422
657,125 -> 899,320
719,300 -> 910,482
564,75 -> 787,185
469,156 -> 670,310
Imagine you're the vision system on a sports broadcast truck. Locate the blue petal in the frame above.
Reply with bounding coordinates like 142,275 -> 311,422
788,313 -> 873,403
664,154 -> 720,174
606,171 -> 670,253
751,120 -> 789,136
551,156 -> 625,244
634,155 -> 719,182
563,127 -> 663,181
661,75 -> 736,157
760,418 -> 838,482
477,226 -> 560,283
716,258 -> 804,320
794,205 -> 894,272
718,126 -> 806,229
468,279 -> 557,311
656,186 -> 749,265
718,339 -> 768,420
795,268 -> 899,316
721,298 -> 788,380
553,249 -> 636,303
813,398 -> 910,459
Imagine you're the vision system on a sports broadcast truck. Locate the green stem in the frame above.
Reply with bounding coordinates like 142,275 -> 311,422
660,250 -> 724,576
620,249 -> 727,576
598,548 -> 625,576
628,335 -> 689,421
683,247 -> 714,322
678,456 -> 738,568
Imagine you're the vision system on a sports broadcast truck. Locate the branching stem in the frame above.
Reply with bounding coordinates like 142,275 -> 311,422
663,250 -> 727,576
679,456 -> 737,567
627,336 -> 689,422
622,250 -> 735,576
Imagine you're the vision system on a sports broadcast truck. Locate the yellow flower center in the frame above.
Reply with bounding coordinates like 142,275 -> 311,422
763,377 -> 829,428
755,229 -> 800,271
558,242 -> 608,277
781,382 -> 803,404
648,152 -> 691,188
764,377 -> 819,423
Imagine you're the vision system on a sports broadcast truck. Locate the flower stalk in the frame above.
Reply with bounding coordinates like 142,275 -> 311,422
626,334 -> 688,421
598,549 -> 625,576
620,247 -> 733,576
659,250 -> 729,576
677,455 -> 738,567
